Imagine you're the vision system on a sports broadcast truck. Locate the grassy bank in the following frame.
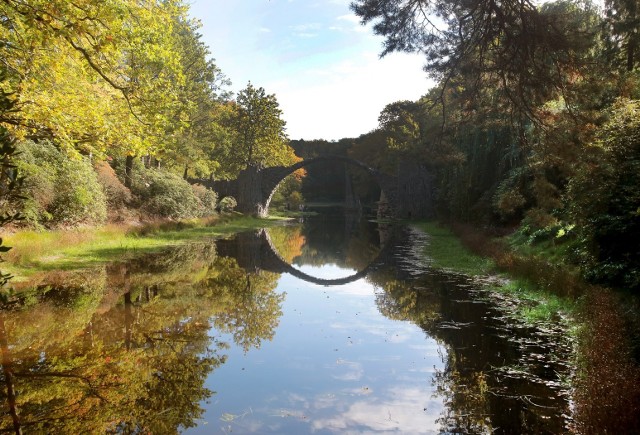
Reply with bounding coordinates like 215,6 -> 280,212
412,222 -> 494,276
415,220 -> 640,432
2,213 -> 291,281
413,221 -> 573,322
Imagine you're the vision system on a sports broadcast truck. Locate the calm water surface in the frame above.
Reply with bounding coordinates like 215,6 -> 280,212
0,210 -> 571,434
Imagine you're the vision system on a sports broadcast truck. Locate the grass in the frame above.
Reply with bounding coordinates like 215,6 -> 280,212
2,213 -> 291,280
493,278 -> 573,323
412,221 -> 494,276
413,221 -> 575,323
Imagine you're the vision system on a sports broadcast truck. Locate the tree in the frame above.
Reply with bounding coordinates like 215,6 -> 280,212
604,0 -> 640,71
222,83 -> 295,175
158,14 -> 232,179
0,0 -> 192,159
350,0 -> 599,122
568,98 -> 640,292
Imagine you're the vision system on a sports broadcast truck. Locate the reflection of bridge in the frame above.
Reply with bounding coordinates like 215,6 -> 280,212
189,155 -> 433,219
216,228 -> 395,286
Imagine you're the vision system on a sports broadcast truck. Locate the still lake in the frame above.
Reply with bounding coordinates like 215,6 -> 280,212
0,209 -> 572,434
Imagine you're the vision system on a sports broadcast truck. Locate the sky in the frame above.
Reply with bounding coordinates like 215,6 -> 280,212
187,0 -> 434,141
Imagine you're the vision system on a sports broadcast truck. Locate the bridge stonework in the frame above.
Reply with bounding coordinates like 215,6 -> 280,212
189,155 -> 433,219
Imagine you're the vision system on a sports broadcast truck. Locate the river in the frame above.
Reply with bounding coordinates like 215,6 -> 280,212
0,208 -> 572,434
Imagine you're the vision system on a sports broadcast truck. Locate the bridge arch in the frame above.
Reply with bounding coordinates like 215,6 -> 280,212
257,228 -> 393,286
254,155 -> 399,218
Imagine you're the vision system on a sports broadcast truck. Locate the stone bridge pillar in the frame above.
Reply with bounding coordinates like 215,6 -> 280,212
236,165 -> 269,217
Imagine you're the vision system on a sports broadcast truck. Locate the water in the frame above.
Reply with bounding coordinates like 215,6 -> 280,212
0,210 -> 572,433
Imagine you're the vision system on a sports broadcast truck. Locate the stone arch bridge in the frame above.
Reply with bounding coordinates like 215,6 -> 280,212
189,155 -> 433,219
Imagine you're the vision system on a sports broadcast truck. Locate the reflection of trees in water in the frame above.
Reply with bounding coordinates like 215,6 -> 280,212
201,256 -> 284,352
0,239 -> 286,433
368,231 -> 571,434
266,226 -> 305,264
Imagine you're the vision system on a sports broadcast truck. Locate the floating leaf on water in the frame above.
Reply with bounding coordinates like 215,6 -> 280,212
220,413 -> 239,422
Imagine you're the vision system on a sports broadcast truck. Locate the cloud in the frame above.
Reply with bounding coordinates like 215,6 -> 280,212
336,14 -> 360,24
310,386 -> 443,433
267,51 -> 431,140
335,13 -> 368,33
189,0 -> 432,140
332,359 -> 364,381
290,23 -> 322,31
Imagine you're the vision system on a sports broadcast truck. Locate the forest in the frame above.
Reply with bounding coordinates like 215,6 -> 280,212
1,0 -> 638,296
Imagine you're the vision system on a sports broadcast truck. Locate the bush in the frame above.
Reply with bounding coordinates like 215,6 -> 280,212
50,157 -> 107,225
191,184 -> 217,217
219,196 -> 237,213
95,161 -> 131,208
14,141 -> 58,225
568,99 -> 640,292
131,167 -> 202,219
15,141 -> 106,226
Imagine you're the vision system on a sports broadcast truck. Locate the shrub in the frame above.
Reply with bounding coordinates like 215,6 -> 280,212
568,99 -> 640,292
95,161 -> 131,208
219,196 -> 237,213
16,141 -> 106,226
131,168 -> 201,219
14,141 -> 58,226
49,156 -> 107,225
191,184 -> 217,217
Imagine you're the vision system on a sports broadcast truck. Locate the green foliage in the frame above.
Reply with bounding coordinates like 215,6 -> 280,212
0,125 -> 23,298
352,0 -> 599,121
131,167 -> 202,219
52,156 -> 107,226
568,99 -> 640,291
270,172 -> 305,209
218,196 -> 237,213
287,191 -> 304,209
14,142 -> 58,225
191,184 -> 218,217
16,140 -> 106,227
220,82 -> 296,176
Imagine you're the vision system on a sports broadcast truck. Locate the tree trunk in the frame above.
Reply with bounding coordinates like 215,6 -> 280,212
124,291 -> 133,351
124,154 -> 134,189
627,3 -> 638,72
628,34 -> 637,71
0,313 -> 22,435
